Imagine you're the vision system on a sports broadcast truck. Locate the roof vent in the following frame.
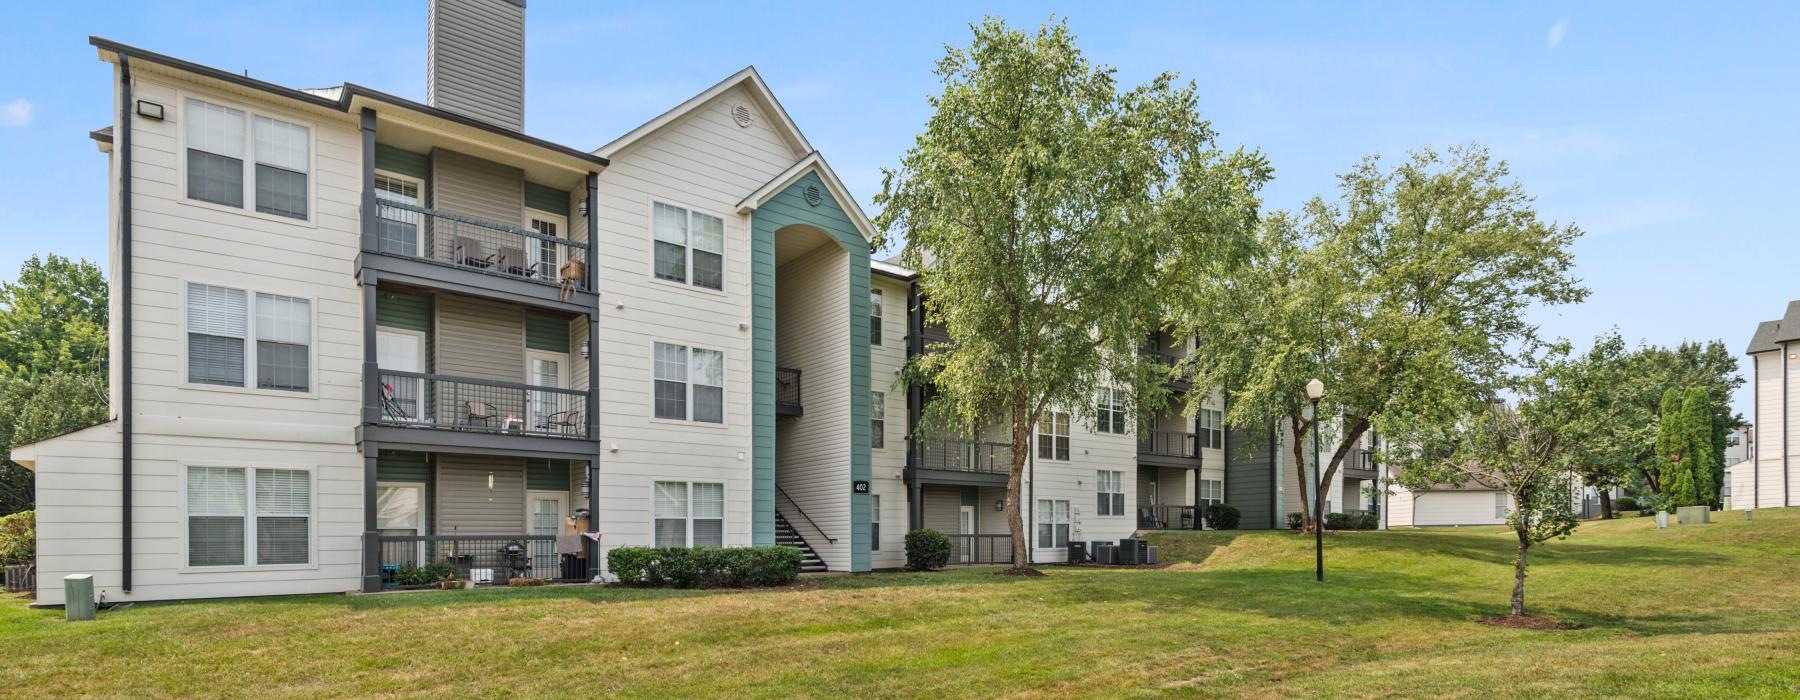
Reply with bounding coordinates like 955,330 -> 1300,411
732,103 -> 754,128
803,184 -> 823,207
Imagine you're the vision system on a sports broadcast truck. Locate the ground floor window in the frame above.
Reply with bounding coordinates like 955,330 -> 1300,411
1200,479 -> 1224,510
870,494 -> 881,551
654,481 -> 724,547
1036,499 -> 1070,548
1494,492 -> 1508,519
186,465 -> 311,567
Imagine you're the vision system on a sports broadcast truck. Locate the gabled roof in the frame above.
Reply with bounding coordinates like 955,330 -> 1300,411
736,151 -> 877,243
594,66 -> 811,159
1748,319 -> 1782,354
1775,300 -> 1800,344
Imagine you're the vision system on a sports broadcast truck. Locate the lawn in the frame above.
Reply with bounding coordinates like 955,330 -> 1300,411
4,509 -> 1798,698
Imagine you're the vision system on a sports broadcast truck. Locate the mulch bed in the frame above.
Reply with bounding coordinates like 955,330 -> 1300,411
1479,614 -> 1582,630
996,566 -> 1049,577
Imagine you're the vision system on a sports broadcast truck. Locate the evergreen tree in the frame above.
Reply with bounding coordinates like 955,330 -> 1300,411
1656,387 -> 1695,506
1680,387 -> 1716,506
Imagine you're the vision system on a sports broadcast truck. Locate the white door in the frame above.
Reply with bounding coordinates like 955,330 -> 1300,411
526,350 -> 569,434
527,212 -> 567,281
376,329 -> 425,423
527,491 -> 568,577
376,482 -> 425,566
958,505 -> 976,563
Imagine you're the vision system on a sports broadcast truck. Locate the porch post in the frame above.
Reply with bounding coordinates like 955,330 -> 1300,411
362,444 -> 382,593
587,308 -> 603,581
906,282 -> 924,531
359,108 -> 376,253
361,271 -> 381,425
1194,412 -> 1204,530
584,172 -> 598,292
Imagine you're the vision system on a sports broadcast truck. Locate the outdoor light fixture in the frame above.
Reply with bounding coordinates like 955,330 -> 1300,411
579,340 -> 590,359
578,198 -> 589,216
1305,378 -> 1325,401
1307,378 -> 1325,583
135,100 -> 164,120
994,499 -> 1005,512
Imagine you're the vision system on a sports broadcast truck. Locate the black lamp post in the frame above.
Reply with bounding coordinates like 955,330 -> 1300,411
1306,378 -> 1325,583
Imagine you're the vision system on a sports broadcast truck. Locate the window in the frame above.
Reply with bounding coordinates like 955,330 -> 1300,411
871,392 -> 886,449
1201,479 -> 1224,509
1096,470 -> 1125,516
1037,412 -> 1071,460
654,481 -> 724,547
653,342 -> 724,423
870,494 -> 881,551
1199,409 -> 1224,449
652,202 -> 724,291
1494,492 -> 1509,519
187,283 -> 311,392
186,466 -> 310,567
1037,499 -> 1070,548
184,98 -> 310,220
870,288 -> 884,345
1097,388 -> 1127,434
372,173 -> 422,256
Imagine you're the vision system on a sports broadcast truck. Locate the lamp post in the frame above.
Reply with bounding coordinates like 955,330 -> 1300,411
1306,378 -> 1326,583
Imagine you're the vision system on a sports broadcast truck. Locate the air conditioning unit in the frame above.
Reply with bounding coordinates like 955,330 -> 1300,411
1117,538 -> 1148,565
1146,545 -> 1160,565
1066,540 -> 1088,564
1094,544 -> 1117,565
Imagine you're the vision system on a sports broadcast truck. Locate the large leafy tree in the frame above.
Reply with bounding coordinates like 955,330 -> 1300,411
876,18 -> 1270,569
1173,146 -> 1586,531
0,255 -> 111,516
1627,341 -> 1740,500
0,373 -> 111,513
1542,332 -> 1645,519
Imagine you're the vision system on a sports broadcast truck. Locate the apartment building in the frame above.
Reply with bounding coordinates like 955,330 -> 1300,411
1742,302 -> 1800,509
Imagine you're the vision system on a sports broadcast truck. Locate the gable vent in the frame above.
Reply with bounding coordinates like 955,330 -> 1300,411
803,184 -> 823,207
732,103 -> 754,128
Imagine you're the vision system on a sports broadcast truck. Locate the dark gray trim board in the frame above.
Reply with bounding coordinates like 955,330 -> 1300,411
118,51 -> 135,592
357,425 -> 601,462
906,468 -> 1010,488
356,252 -> 596,314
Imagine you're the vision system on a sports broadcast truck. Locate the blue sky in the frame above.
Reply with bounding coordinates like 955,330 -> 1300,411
1,1 -> 1795,417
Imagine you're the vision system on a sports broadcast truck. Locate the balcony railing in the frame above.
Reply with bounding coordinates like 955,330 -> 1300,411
1140,349 -> 1181,368
1138,505 -> 1198,530
373,199 -> 590,290
376,534 -> 587,587
775,367 -> 802,416
1137,431 -> 1198,459
918,438 -> 1014,474
378,369 -> 588,439
945,534 -> 1014,565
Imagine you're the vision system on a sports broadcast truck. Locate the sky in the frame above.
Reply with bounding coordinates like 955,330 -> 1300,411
0,1 -> 1795,418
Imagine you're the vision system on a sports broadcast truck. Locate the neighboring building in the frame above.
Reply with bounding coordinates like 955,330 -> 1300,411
1744,302 -> 1800,511
1385,468 -> 1581,528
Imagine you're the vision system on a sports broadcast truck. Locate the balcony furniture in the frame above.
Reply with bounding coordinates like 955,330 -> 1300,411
455,236 -> 494,269
533,409 -> 581,435
463,400 -> 498,428
497,245 -> 528,278
379,381 -> 411,421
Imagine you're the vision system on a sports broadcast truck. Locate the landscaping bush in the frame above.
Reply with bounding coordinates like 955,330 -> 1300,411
1324,511 -> 1378,531
1286,512 -> 1305,530
606,546 -> 802,588
1204,503 -> 1241,530
0,510 -> 34,565
1613,496 -> 1639,513
905,528 -> 951,571
392,560 -> 455,586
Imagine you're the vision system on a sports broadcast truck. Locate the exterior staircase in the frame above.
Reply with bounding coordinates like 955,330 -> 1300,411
775,513 -> 828,573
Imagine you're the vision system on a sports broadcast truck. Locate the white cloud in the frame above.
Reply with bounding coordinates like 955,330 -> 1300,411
1547,18 -> 1570,50
0,98 -> 30,127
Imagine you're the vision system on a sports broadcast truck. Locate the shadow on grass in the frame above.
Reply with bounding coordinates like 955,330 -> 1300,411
1330,529 -> 1735,570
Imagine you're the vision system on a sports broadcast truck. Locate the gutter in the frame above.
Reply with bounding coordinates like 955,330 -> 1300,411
118,52 -> 134,592
1786,342 -> 1791,507
1753,353 -> 1760,507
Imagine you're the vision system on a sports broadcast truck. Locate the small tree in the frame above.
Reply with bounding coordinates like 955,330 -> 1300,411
1554,332 -> 1647,519
1658,387 -> 1715,508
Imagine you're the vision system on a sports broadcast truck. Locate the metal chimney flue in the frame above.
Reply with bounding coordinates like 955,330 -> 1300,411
427,0 -> 526,131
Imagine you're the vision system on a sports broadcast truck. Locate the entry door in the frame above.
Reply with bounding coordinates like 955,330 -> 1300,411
376,329 -> 425,423
527,491 -> 568,577
527,212 -> 567,281
958,505 -> 976,563
527,351 -> 568,434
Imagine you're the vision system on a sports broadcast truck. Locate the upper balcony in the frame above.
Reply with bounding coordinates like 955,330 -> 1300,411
912,436 -> 1013,485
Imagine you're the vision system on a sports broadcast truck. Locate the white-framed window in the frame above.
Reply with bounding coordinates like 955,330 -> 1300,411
1201,479 -> 1224,509
1494,492 -> 1509,519
183,97 -> 311,220
1037,499 -> 1070,548
1096,470 -> 1125,516
1037,411 -> 1071,460
1199,408 -> 1224,449
187,282 -> 312,392
186,465 -> 312,567
652,342 -> 723,423
870,494 -> 881,551
654,481 -> 724,547
373,172 -> 423,256
870,288 -> 884,345
871,392 -> 886,449
651,202 -> 724,291
1097,388 -> 1127,434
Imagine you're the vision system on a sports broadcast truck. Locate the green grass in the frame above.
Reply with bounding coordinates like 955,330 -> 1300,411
5,509 -> 1799,698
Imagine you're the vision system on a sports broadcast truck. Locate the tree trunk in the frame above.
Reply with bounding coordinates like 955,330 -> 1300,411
1289,417 -> 1313,532
1006,390 -> 1031,569
1598,488 -> 1613,520
1511,527 -> 1530,617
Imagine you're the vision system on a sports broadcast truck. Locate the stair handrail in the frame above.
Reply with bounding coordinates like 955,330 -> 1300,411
775,485 -> 838,545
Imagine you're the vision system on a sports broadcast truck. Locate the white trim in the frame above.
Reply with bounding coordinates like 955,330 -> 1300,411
646,197 -> 730,296
650,341 -> 728,426
174,89 -> 319,228
179,280 -> 320,398
735,152 -> 878,243
178,462 -> 320,573
595,66 -> 811,159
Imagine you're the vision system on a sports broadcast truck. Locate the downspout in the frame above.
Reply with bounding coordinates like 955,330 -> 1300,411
905,282 -> 922,530
358,109 -> 381,594
1785,342 -> 1791,507
1752,352 -> 1759,507
1374,432 -> 1385,530
585,171 -> 602,581
1193,406 -> 1203,530
117,53 -> 134,592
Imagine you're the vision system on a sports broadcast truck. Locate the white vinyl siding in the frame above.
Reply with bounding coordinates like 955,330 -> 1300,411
186,465 -> 311,568
653,481 -> 724,547
184,97 -> 310,220
1096,470 -> 1125,516
651,202 -> 725,291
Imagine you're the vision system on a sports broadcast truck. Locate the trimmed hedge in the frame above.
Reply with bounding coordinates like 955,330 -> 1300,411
1203,503 -> 1241,530
905,528 -> 951,571
607,546 -> 802,588
1325,511 -> 1378,531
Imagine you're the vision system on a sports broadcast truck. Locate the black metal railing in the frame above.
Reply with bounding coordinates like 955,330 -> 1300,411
945,534 -> 1014,565
1138,505 -> 1198,530
373,200 -> 590,290
775,367 -> 802,416
777,485 -> 837,545
918,438 -> 1013,473
378,370 -> 588,439
1137,431 -> 1198,458
376,534 -> 586,587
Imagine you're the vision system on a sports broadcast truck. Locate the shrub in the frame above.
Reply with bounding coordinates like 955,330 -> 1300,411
1286,512 -> 1304,530
1203,503 -> 1241,530
1324,511 -> 1378,531
0,510 -> 33,565
392,560 -> 455,586
607,546 -> 802,588
904,529 -> 951,571
1613,496 -> 1639,513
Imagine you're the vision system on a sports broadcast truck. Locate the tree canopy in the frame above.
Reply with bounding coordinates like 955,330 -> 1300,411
0,255 -> 107,379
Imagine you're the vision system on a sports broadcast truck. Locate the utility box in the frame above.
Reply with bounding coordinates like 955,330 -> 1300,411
1146,546 -> 1160,565
64,574 -> 95,622
1676,506 -> 1711,525
1066,541 -> 1088,564
1094,544 -> 1117,565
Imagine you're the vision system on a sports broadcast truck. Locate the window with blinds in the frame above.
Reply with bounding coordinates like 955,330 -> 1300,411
187,283 -> 247,387
653,481 -> 724,547
653,342 -> 724,423
653,342 -> 688,420
1096,470 -> 1125,516
187,466 -> 310,567
651,202 -> 725,291
253,116 -> 309,219
691,349 -> 724,424
185,99 -> 245,208
871,392 -> 885,449
1037,412 -> 1071,460
1097,388 -> 1127,434
373,174 -> 422,256
869,288 -> 883,345
1199,408 -> 1224,449
188,283 -> 311,392
183,98 -> 310,220
255,293 -> 310,391
1037,499 -> 1070,548
1201,479 -> 1223,509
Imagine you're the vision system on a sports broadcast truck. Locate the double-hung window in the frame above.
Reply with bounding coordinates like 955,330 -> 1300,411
871,392 -> 886,449
653,481 -> 724,547
870,288 -> 884,345
1037,411 -> 1070,460
1097,388 -> 1127,434
372,173 -> 422,256
1037,499 -> 1070,548
187,465 -> 311,567
187,283 -> 311,392
652,342 -> 723,423
1494,493 -> 1509,519
870,494 -> 881,551
184,98 -> 309,220
1096,470 -> 1125,516
1201,479 -> 1224,510
652,202 -> 724,291
1199,408 -> 1224,449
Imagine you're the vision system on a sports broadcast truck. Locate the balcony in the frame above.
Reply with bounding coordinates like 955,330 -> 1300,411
1343,451 -> 1378,480
916,438 -> 1014,482
377,370 -> 587,439
775,367 -> 803,416
360,199 -> 594,312
1140,349 -> 1190,390
1137,430 -> 1201,468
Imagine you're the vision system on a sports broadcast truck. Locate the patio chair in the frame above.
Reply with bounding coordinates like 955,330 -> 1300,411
463,400 -> 498,429
379,381 -> 410,421
533,409 -> 582,436
456,236 -> 494,269
497,245 -> 527,277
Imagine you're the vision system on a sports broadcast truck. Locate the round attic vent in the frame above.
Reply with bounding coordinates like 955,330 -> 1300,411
732,103 -> 754,128
803,184 -> 823,207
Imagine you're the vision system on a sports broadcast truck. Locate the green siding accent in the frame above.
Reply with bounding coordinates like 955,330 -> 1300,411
525,314 -> 570,352
377,450 -> 434,535
524,181 -> 570,219
377,292 -> 431,333
526,458 -> 571,491
751,170 -> 873,571
375,144 -> 431,181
